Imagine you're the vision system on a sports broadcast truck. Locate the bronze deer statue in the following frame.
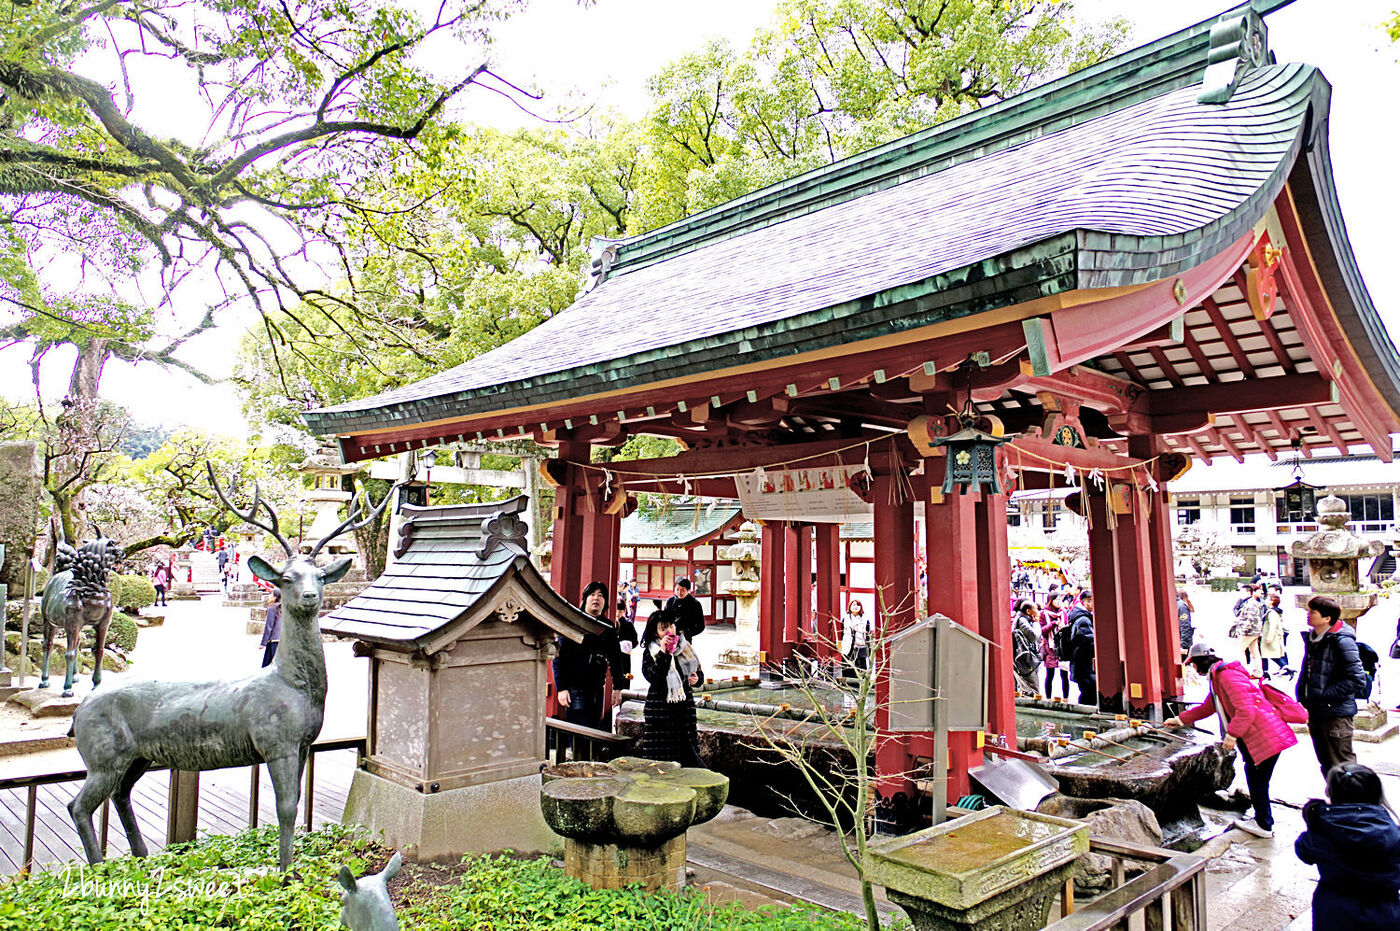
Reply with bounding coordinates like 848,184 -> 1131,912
67,464 -> 392,870
41,525 -> 122,697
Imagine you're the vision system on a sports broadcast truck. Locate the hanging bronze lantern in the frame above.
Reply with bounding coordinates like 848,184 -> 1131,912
932,415 -> 1011,495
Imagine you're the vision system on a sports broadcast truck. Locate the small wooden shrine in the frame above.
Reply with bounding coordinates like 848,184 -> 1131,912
323,496 -> 604,860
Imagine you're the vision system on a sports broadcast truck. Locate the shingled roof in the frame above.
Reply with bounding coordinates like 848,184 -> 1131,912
303,1 -> 1399,461
321,496 -> 604,653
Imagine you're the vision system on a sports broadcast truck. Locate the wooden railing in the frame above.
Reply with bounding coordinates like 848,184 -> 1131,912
1045,838 -> 1207,931
0,735 -> 366,876
544,718 -> 636,765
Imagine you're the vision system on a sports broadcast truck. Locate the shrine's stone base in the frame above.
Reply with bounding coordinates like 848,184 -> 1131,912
563,835 -> 687,892
343,768 -> 558,862
885,861 -> 1075,931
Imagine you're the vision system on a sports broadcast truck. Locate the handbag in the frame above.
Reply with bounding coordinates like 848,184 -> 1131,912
1389,636 -> 1400,661
1260,681 -> 1309,724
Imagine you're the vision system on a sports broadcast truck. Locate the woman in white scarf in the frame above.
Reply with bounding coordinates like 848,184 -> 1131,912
640,609 -> 705,768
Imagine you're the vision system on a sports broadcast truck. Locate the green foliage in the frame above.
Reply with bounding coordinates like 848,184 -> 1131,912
118,423 -> 174,460
107,574 -> 156,614
629,0 -> 1127,231
0,824 -> 370,929
403,854 -> 867,931
1387,11 -> 1399,42
1208,577 -> 1248,592
0,826 -> 870,931
106,612 -> 139,652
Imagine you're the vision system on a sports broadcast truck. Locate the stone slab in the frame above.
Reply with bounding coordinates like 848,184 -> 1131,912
8,689 -> 82,718
342,767 -> 559,863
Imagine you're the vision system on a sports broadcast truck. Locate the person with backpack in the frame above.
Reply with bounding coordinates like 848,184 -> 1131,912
1011,600 -> 1042,697
1176,590 -> 1194,653
1231,585 -> 1265,676
1260,590 -> 1293,679
1067,591 -> 1096,706
1295,763 -> 1400,930
1297,595 -> 1370,776
1166,641 -> 1298,839
1041,593 -> 1071,700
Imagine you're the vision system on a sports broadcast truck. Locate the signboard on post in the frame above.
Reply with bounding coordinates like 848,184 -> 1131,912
885,613 -> 991,824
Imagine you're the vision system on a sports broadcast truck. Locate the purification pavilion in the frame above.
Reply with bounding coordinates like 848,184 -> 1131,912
303,1 -> 1400,815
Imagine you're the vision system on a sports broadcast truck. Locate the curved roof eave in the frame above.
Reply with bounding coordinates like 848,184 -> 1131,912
303,65 -> 1334,441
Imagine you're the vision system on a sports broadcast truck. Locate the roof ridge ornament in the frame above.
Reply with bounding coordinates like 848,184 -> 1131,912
1198,9 -> 1270,105
587,236 -> 620,291
477,508 -> 529,560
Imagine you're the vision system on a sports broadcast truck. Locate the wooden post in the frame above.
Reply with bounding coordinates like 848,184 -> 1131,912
759,523 -> 789,669
924,466 -> 981,801
167,770 -> 200,845
975,491 -> 1016,743
1087,491 -> 1126,710
303,752 -> 316,830
813,523 -> 841,659
22,785 -> 36,874
249,765 -> 260,827
1111,501 -> 1165,719
782,523 -> 811,653
872,472 -> 917,829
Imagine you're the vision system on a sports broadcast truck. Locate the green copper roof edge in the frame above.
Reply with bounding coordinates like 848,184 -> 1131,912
607,3 -> 1292,276
302,236 -> 1080,434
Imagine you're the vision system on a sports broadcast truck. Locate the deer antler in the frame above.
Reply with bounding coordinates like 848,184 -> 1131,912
308,483 -> 397,559
205,462 -> 295,559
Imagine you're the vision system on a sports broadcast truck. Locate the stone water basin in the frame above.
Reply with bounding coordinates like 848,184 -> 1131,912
865,807 -> 1087,931
540,757 -> 729,892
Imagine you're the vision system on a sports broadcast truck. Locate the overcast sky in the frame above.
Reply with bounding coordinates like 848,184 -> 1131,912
5,0 -> 1397,438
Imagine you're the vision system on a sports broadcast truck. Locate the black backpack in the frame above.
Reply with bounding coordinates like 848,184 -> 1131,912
1054,623 -> 1075,661
1013,624 -> 1040,675
1357,640 -> 1380,700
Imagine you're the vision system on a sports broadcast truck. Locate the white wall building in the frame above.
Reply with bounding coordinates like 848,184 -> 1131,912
1166,454 -> 1399,581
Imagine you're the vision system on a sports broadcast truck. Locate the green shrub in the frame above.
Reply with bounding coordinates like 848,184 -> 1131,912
1208,577 -> 1248,592
107,573 -> 156,612
0,825 -> 872,931
107,612 -> 138,652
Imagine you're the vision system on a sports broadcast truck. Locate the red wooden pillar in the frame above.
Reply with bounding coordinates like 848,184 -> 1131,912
814,523 -> 841,659
548,438 -> 624,717
1146,487 -> 1185,703
974,492 -> 1016,744
549,439 -> 590,605
759,522 -> 790,669
1086,492 -> 1125,711
783,523 -> 812,651
872,473 -> 918,823
1110,498 -> 1164,718
924,469 -> 981,801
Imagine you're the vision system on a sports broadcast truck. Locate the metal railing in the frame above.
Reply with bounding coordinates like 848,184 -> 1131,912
1,735 -> 366,876
1045,838 -> 1207,931
544,718 -> 636,765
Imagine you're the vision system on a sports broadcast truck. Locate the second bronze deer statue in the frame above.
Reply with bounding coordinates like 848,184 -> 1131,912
67,464 -> 391,870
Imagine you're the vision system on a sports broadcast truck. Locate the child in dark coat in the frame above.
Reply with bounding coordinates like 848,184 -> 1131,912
1295,762 -> 1400,930
640,610 -> 704,768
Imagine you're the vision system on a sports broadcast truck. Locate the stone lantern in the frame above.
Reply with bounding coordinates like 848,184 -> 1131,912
716,520 -> 762,667
295,447 -> 365,556
1289,494 -> 1383,626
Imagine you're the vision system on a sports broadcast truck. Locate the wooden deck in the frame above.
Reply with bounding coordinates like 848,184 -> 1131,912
0,748 -> 358,876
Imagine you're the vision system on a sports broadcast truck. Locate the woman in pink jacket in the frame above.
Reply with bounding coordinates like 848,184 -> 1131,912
1165,641 -> 1297,839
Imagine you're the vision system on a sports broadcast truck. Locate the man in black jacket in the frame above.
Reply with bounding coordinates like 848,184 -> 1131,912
554,581 -> 637,731
1067,591 -> 1097,706
1296,594 -> 1369,775
664,578 -> 706,640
